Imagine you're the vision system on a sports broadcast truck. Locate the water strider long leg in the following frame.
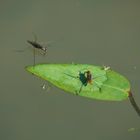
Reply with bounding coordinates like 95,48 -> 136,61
33,47 -> 35,66
64,72 -> 85,95
75,83 -> 84,95
32,32 -> 37,42
79,84 -> 84,93
65,72 -> 105,93
64,73 -> 79,79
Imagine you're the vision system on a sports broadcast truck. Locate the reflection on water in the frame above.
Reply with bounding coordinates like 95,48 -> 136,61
0,0 -> 140,140
128,127 -> 139,133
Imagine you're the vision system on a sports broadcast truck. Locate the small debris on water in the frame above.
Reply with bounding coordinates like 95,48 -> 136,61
103,65 -> 110,71
134,66 -> 137,70
41,84 -> 46,90
128,127 -> 139,132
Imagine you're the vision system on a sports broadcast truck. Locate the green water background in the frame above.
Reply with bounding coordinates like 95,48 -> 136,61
0,0 -> 140,139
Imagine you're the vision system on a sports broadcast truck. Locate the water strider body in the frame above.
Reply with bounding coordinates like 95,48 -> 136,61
27,39 -> 50,65
65,70 -> 102,94
84,71 -> 92,84
77,70 -> 102,94
27,40 -> 47,55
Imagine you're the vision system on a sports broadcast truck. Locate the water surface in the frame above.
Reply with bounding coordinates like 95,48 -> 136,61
0,0 -> 140,140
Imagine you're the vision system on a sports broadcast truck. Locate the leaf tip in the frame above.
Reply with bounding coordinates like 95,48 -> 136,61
25,65 -> 34,74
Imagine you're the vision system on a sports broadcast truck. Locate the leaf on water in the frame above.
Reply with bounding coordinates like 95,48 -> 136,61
25,63 -> 130,101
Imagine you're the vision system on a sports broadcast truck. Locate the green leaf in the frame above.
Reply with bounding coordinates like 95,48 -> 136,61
25,63 -> 130,101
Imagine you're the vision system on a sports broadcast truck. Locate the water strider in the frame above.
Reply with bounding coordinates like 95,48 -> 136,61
27,40 -> 48,55
15,34 -> 54,65
77,70 -> 103,94
27,39 -> 49,65
84,71 -> 92,84
77,70 -> 93,94
26,36 -> 52,89
64,70 -> 104,94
